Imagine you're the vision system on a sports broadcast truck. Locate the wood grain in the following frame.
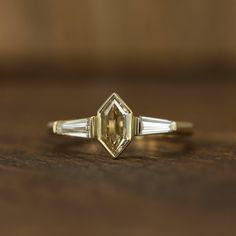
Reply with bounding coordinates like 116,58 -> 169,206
0,78 -> 236,235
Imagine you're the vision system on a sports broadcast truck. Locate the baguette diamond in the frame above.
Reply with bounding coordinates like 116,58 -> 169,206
138,116 -> 174,135
54,118 -> 93,138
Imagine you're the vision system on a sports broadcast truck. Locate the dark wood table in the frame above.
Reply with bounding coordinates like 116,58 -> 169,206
0,78 -> 235,235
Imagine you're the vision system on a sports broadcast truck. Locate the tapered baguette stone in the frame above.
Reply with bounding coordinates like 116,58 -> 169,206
138,116 -> 174,135
54,118 -> 93,138
97,93 -> 133,158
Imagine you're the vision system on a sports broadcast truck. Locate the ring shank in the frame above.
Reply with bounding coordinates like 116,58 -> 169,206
174,121 -> 193,135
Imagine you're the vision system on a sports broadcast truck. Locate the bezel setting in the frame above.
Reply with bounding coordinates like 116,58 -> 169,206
97,93 -> 133,158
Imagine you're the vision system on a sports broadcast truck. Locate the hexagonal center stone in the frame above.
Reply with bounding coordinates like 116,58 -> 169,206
104,102 -> 125,144
97,93 -> 133,158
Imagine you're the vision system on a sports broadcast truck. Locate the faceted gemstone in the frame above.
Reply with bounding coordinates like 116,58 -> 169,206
97,93 -> 133,158
139,116 -> 173,135
58,118 -> 93,138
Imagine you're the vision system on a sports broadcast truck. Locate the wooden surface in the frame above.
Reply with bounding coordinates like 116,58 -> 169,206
0,78 -> 236,235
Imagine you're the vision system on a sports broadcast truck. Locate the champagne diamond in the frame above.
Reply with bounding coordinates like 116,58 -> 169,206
97,93 -> 133,158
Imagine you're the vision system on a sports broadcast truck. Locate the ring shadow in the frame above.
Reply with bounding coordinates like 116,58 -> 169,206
47,135 -> 194,160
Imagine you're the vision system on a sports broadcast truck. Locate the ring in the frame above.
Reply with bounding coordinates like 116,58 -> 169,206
48,93 -> 193,158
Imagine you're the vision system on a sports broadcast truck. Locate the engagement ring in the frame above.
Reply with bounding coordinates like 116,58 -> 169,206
48,93 -> 193,158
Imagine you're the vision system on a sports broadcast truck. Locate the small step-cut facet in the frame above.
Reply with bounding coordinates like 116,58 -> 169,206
97,93 -> 133,158
138,116 -> 173,135
56,118 -> 92,138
